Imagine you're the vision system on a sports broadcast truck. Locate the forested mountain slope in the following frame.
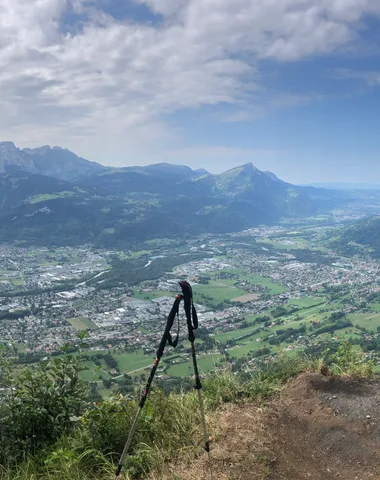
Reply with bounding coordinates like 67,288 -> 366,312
332,215 -> 380,258
0,142 -> 350,247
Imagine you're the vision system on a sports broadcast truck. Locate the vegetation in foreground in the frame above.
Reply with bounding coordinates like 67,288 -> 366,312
0,342 -> 374,480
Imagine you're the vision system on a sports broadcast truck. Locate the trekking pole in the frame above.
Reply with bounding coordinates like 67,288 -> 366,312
115,294 -> 182,478
179,282 -> 212,472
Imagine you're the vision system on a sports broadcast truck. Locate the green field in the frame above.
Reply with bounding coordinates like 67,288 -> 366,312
79,361 -> 111,381
29,191 -> 74,204
288,297 -> 325,309
213,324 -> 263,344
15,343 -> 26,353
348,313 -> 380,331
74,348 -> 221,381
295,303 -> 332,320
221,302 -> 344,360
260,237 -> 308,250
119,250 -> 152,260
228,338 -> 266,359
166,354 -> 223,377
331,327 -> 362,340
67,317 -> 98,331
207,269 -> 286,296
370,302 -> 380,313
113,350 -> 154,373
244,275 -> 287,295
85,349 -> 107,357
79,350 -> 155,380
193,280 -> 245,306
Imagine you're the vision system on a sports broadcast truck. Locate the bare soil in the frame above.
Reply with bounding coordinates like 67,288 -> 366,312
231,293 -> 260,303
267,372 -> 380,480
157,372 -> 380,480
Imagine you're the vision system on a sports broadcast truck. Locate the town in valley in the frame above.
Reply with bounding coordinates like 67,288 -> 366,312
1,215 -> 380,396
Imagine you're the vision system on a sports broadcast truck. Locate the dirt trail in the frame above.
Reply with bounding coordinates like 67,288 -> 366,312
267,372 -> 380,480
156,372 -> 380,480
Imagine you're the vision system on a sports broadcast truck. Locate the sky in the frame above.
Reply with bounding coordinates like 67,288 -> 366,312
1,0 -> 380,184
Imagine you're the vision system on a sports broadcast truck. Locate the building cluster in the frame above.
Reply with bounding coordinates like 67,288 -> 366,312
1,227 -> 379,372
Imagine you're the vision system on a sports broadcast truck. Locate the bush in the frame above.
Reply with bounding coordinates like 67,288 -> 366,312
328,341 -> 374,378
0,352 -> 88,465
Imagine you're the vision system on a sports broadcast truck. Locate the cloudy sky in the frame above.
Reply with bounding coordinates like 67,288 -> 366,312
1,0 -> 380,183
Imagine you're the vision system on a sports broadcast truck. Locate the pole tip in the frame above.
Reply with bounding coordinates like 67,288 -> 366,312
115,465 -> 122,477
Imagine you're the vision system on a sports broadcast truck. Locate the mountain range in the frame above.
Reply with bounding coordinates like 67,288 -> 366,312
307,182 -> 380,190
0,142 -> 105,181
0,141 -> 347,247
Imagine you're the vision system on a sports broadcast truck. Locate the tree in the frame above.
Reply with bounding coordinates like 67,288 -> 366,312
0,351 -> 88,465
88,382 -> 103,403
102,378 -> 112,389
104,354 -> 117,369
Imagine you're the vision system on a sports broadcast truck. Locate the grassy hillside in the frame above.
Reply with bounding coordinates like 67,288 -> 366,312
332,215 -> 380,258
0,342 -> 375,480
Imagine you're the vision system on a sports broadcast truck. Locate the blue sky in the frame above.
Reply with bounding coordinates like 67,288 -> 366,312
1,1 -> 380,184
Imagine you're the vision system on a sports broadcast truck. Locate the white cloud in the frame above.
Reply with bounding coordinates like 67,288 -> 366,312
222,110 -> 266,123
334,68 -> 380,86
0,0 -> 380,164
269,94 -> 315,109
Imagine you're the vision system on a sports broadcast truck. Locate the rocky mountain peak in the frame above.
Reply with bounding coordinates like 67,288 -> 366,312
0,141 -> 105,180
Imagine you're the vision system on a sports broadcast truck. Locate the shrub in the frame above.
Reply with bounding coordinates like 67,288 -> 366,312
329,341 -> 374,378
0,353 -> 88,465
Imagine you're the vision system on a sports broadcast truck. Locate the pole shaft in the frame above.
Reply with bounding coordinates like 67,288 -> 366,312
190,339 -> 212,480
116,406 -> 142,476
196,388 -> 209,451
115,355 -> 163,477
190,342 -> 210,453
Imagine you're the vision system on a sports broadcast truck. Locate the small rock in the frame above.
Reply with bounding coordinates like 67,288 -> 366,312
366,415 -> 371,419
332,395 -> 337,399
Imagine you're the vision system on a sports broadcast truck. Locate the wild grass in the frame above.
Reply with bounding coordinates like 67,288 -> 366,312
0,348 -> 374,480
327,340 -> 375,379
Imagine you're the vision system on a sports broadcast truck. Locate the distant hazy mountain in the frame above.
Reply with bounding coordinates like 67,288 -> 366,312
0,141 -> 105,181
0,142 -> 341,247
306,182 -> 380,191
214,163 -> 312,216
0,142 -> 36,174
